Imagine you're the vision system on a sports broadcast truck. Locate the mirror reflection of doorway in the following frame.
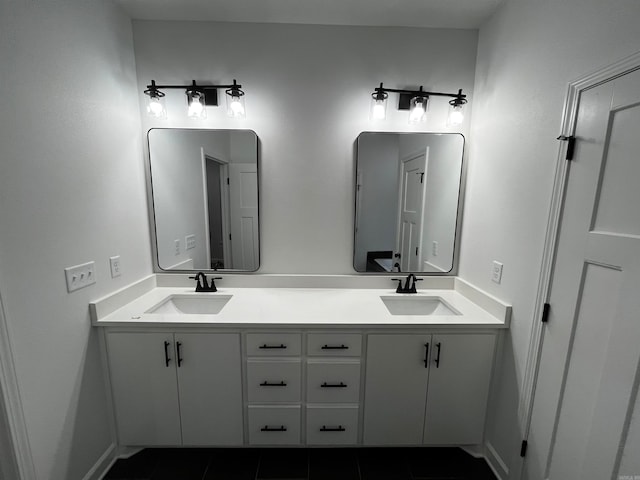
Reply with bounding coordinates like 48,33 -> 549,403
203,152 -> 231,270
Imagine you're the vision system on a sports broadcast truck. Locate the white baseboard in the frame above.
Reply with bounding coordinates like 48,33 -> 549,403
485,441 -> 509,480
83,443 -> 116,480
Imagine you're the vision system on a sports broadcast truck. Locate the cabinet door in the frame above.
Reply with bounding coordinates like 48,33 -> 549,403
175,333 -> 243,445
363,334 -> 431,445
423,333 -> 496,445
107,332 -> 181,446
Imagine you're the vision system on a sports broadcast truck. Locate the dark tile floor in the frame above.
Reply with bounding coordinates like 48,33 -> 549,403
104,447 -> 497,480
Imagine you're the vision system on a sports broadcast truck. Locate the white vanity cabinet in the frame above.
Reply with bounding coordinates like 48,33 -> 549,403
106,331 -> 243,446
363,332 -> 496,446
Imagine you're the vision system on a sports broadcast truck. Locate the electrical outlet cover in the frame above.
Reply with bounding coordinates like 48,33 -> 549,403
492,261 -> 504,284
109,256 -> 121,278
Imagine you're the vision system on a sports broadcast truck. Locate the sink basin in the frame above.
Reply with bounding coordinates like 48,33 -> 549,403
380,296 -> 460,316
146,295 -> 232,315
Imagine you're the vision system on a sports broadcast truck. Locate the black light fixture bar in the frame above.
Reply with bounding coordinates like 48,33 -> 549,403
145,79 -> 244,106
373,83 -> 467,110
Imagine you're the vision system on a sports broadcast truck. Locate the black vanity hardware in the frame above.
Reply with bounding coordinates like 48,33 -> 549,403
435,342 -> 442,368
176,341 -> 183,367
320,425 -> 346,432
321,344 -> 349,350
261,425 -> 287,432
163,341 -> 171,367
259,381 -> 287,387
321,382 -> 347,388
424,343 -> 430,368
392,274 -> 423,294
259,344 -> 287,349
188,272 -> 222,292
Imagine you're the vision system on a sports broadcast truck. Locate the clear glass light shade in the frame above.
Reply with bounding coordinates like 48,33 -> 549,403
226,91 -> 246,118
187,90 -> 207,119
408,96 -> 428,124
447,103 -> 465,126
146,94 -> 166,119
370,96 -> 388,121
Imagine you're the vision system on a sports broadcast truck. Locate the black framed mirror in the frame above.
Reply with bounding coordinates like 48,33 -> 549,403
148,128 -> 259,272
354,132 -> 464,273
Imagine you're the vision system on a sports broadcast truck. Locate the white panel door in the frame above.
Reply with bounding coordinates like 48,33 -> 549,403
423,333 -> 495,445
175,333 -> 243,445
526,68 -> 640,480
363,334 -> 431,445
107,332 -> 181,446
229,163 -> 258,270
396,151 -> 427,272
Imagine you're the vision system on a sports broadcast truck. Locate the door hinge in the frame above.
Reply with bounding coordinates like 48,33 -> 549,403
541,302 -> 550,323
520,440 -> 528,457
415,247 -> 418,256
557,135 -> 576,161
227,177 -> 230,185
229,234 -> 232,240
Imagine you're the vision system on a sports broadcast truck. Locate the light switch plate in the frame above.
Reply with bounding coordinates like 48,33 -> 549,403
492,261 -> 504,284
109,256 -> 121,278
185,234 -> 196,250
64,261 -> 96,292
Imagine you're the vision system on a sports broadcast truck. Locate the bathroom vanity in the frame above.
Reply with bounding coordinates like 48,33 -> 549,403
91,275 -> 510,449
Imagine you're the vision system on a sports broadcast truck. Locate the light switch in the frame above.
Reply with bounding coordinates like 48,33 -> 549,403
64,261 -> 96,293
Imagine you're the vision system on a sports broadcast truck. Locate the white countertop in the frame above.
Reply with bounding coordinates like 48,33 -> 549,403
91,285 -> 509,329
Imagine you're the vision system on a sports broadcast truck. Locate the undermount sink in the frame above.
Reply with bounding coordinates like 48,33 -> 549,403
380,296 -> 461,316
146,295 -> 232,315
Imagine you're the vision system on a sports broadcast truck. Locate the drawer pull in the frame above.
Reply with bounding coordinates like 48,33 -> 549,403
261,425 -> 287,432
259,344 -> 287,349
260,381 -> 287,387
320,425 -> 346,432
321,344 -> 349,350
321,382 -> 347,388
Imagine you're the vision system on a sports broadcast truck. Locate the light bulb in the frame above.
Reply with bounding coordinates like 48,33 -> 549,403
409,96 -> 427,124
187,90 -> 206,119
448,104 -> 464,126
230,97 -> 245,116
370,96 -> 387,121
149,98 -> 164,116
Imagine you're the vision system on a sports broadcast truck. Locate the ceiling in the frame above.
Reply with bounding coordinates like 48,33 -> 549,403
116,0 -> 504,29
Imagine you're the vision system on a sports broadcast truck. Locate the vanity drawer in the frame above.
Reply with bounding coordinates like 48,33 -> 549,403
246,333 -> 301,356
307,333 -> 362,357
306,360 -> 361,403
248,405 -> 301,445
306,406 -> 359,445
247,360 -> 301,402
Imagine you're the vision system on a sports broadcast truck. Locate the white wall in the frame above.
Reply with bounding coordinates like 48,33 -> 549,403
421,134 -> 463,272
133,21 -> 478,273
354,134 -> 399,271
463,0 -> 640,474
0,1 -> 150,478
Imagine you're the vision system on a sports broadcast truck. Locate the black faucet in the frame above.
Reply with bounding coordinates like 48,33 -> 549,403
392,274 -> 423,294
189,272 -> 222,292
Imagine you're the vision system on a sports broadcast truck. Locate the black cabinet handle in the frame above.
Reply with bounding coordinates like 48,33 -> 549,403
321,382 -> 347,388
320,425 -> 346,432
424,343 -> 429,368
321,344 -> 349,350
259,344 -> 287,349
435,342 -> 442,368
163,341 -> 171,367
176,341 -> 183,367
260,381 -> 287,387
261,425 -> 287,432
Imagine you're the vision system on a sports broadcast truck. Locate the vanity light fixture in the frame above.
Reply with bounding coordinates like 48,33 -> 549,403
371,83 -> 467,125
143,79 -> 246,119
